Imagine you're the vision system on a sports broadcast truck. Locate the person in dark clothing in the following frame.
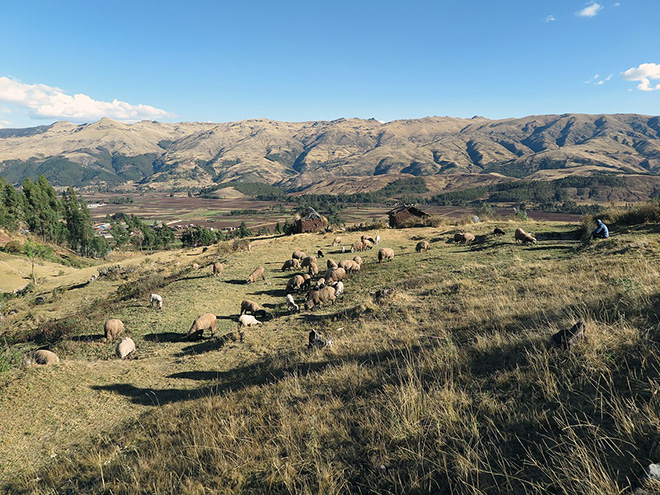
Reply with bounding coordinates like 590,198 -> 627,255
591,219 -> 609,239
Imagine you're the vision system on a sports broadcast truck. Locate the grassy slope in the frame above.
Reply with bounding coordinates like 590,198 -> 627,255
2,222 -> 660,494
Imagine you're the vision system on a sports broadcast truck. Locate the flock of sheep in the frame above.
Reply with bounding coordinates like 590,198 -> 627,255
31,225 -> 539,364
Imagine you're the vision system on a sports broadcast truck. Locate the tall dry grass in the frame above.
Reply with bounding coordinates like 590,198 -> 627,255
4,222 -> 660,494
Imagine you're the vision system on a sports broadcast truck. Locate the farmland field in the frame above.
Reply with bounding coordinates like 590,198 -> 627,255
82,192 -> 582,230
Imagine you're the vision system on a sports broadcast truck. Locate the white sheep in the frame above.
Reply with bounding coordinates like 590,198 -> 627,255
286,293 -> 299,312
237,314 -> 263,342
116,338 -> 136,359
150,293 -> 163,309
333,280 -> 345,297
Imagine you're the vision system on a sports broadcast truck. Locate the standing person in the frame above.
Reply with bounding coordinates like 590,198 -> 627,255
591,219 -> 609,239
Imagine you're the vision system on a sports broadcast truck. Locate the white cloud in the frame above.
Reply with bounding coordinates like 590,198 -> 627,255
0,76 -> 174,122
576,2 -> 603,17
621,63 -> 660,91
545,15 -> 556,22
0,119 -> 10,128
585,73 -> 613,86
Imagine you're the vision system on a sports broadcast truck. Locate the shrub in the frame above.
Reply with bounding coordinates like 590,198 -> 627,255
116,272 -> 165,300
3,240 -> 23,253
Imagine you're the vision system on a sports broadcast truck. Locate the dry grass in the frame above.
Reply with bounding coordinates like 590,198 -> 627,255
2,222 -> 660,494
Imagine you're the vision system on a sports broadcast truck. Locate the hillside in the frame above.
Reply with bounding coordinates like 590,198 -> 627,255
1,114 -> 659,194
2,218 -> 660,494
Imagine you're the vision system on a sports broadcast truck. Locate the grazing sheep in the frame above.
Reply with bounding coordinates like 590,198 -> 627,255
493,227 -> 506,236
362,235 -> 376,245
287,274 -> 306,293
33,349 -> 59,365
353,255 -> 363,266
281,259 -> 301,271
315,278 -> 326,290
150,293 -> 163,309
301,256 -> 317,268
187,313 -> 217,339
240,299 -> 265,317
104,319 -> 125,341
308,262 -> 319,276
325,267 -> 347,283
363,239 -> 374,250
378,247 -> 395,263
212,262 -> 225,277
351,240 -> 364,253
116,338 -> 136,360
237,314 -> 262,342
551,321 -> 586,350
454,232 -> 475,245
292,250 -> 307,260
327,258 -> 338,269
415,241 -> 430,253
339,259 -> 360,273
332,236 -> 341,246
302,273 -> 312,290
246,266 -> 266,284
514,228 -> 537,245
192,262 -> 200,270
286,293 -> 299,312
332,280 -> 345,297
305,285 -> 337,310
317,249 -> 324,258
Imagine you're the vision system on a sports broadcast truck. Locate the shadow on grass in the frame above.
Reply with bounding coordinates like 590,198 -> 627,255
143,332 -> 183,343
224,279 -> 248,285
70,334 -> 106,342
176,332 -> 236,356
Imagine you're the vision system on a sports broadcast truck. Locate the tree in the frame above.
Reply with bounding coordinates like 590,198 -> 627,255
22,176 -> 64,243
62,187 -> 95,256
23,241 -> 52,285
236,221 -> 253,238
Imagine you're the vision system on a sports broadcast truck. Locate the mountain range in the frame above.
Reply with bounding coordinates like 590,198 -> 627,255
1,113 -> 659,194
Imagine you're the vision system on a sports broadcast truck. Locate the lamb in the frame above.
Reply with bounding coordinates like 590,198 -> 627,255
237,314 -> 262,342
362,239 -> 374,250
378,247 -> 395,263
187,313 -> 217,339
292,250 -> 307,260
314,278 -> 326,289
325,267 -> 347,283
286,274 -> 306,293
493,227 -> 506,236
317,249 -> 324,258
327,258 -> 338,269
150,293 -> 163,310
415,241 -> 430,252
514,228 -> 537,245
115,337 -> 136,360
212,262 -> 224,277
351,241 -> 364,253
286,293 -> 299,312
353,255 -> 363,266
308,262 -> 319,276
246,266 -> 266,284
332,236 -> 341,246
332,280 -> 344,297
301,256 -> 317,268
362,235 -> 376,245
33,349 -> 59,365
454,232 -> 475,245
240,299 -> 266,317
304,285 -> 337,310
281,259 -> 301,271
104,319 -> 125,341
375,234 -> 381,244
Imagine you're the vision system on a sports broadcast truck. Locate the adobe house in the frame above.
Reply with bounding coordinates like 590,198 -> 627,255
388,204 -> 429,228
295,207 -> 329,233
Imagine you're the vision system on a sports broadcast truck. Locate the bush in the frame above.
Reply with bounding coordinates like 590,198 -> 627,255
3,240 -> 23,253
116,272 -> 165,300
599,201 -> 660,226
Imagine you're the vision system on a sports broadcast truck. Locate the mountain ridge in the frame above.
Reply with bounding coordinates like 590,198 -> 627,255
1,113 -> 659,193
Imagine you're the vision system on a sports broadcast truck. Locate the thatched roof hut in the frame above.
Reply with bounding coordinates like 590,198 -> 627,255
388,204 -> 429,228
295,207 -> 329,233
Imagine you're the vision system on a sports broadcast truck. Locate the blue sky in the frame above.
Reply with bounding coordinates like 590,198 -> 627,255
0,0 -> 659,128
